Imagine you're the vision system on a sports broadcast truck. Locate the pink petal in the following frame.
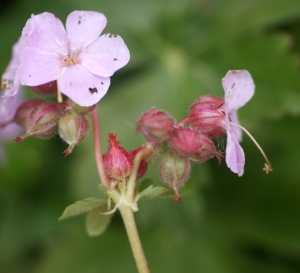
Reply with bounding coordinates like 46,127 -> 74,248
225,129 -> 245,176
19,47 -> 60,86
1,71 -> 20,99
19,17 -> 35,53
81,34 -> 130,77
28,12 -> 67,52
4,41 -> 20,80
66,11 -> 107,49
222,70 -> 255,112
60,65 -> 110,106
228,111 -> 242,142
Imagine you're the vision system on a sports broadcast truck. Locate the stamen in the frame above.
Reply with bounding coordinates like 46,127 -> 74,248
1,65 -> 18,91
230,122 -> 272,174
56,65 -> 63,103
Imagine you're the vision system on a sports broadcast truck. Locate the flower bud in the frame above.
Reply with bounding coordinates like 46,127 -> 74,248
13,99 -> 45,128
14,102 -> 61,142
30,81 -> 57,95
129,147 -> 148,179
159,151 -> 191,203
168,127 -> 203,159
68,99 -> 96,116
189,95 -> 226,138
136,107 -> 175,142
58,110 -> 89,156
103,134 -> 133,181
169,127 -> 223,164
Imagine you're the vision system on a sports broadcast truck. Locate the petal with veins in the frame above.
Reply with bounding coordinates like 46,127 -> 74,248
66,11 -> 107,49
225,129 -> 245,176
28,12 -> 67,52
19,47 -> 60,86
222,70 -> 255,112
60,65 -> 110,107
81,35 -> 130,77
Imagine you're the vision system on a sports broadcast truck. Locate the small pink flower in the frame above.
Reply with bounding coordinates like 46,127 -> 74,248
19,11 -> 130,106
222,70 -> 255,176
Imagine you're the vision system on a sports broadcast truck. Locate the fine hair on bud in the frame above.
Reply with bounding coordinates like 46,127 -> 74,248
136,107 -> 175,142
159,151 -> 191,203
103,134 -> 133,181
189,95 -> 226,138
14,102 -> 61,142
58,110 -> 89,156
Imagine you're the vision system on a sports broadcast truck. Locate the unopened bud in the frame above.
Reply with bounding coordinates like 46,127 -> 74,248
189,95 -> 225,138
13,99 -> 45,128
129,147 -> 148,179
159,151 -> 191,203
68,100 -> 96,116
58,110 -> 89,156
169,127 -> 223,164
14,102 -> 61,142
136,107 -> 175,142
30,81 -> 57,95
103,134 -> 133,181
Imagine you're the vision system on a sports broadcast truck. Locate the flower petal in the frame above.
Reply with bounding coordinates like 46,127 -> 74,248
66,11 -> 107,49
60,65 -> 110,106
81,35 -> 130,77
4,41 -> 20,80
222,70 -> 255,112
1,71 -> 20,99
228,111 -> 242,142
225,129 -> 245,176
28,12 -> 67,52
19,47 -> 60,86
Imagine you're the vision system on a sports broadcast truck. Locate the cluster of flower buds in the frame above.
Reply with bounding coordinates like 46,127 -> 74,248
12,95 -> 94,156
136,106 -> 224,202
136,70 -> 272,201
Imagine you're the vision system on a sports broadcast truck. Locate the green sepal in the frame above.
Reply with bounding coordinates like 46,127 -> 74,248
59,197 -> 108,221
85,207 -> 113,237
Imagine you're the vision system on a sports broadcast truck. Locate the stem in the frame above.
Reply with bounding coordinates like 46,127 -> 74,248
118,203 -> 150,273
230,121 -> 272,173
127,143 -> 153,201
90,108 -> 110,188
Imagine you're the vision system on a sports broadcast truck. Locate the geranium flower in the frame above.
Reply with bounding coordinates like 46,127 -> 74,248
18,11 -> 130,106
222,70 -> 254,176
222,70 -> 272,176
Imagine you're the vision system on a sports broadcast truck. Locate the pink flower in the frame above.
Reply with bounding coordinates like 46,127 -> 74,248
222,70 -> 255,176
18,11 -> 130,106
0,89 -> 23,162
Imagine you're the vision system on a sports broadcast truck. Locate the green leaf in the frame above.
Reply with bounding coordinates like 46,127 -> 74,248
137,178 -> 154,193
59,197 -> 108,221
85,208 -> 113,237
140,181 -> 195,199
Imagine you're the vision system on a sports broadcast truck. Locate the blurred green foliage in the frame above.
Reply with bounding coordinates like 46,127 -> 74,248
1,0 -> 300,272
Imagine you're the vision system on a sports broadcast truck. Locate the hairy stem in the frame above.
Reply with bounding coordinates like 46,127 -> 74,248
127,143 -> 153,201
118,203 -> 150,273
90,108 -> 110,188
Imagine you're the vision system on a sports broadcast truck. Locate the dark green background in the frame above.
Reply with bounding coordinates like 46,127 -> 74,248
1,0 -> 300,272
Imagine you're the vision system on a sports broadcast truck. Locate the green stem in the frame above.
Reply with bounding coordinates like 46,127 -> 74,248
118,203 -> 150,273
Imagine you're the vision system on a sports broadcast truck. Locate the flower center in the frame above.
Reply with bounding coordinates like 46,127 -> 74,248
63,52 -> 77,66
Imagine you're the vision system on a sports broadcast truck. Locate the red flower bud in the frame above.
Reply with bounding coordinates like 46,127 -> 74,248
136,107 -> 175,142
169,127 -> 223,164
14,102 -> 61,142
103,134 -> 133,181
13,99 -> 45,128
159,151 -> 191,203
129,147 -> 148,179
169,127 -> 203,159
58,110 -> 89,156
189,95 -> 226,138
30,81 -> 57,95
